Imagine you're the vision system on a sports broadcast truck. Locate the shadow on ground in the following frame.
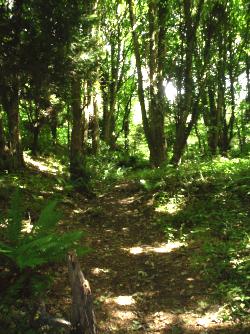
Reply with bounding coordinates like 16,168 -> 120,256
52,181 -> 250,334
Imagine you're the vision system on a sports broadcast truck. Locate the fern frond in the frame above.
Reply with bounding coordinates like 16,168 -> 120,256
6,189 -> 23,243
33,200 -> 61,236
0,241 -> 13,255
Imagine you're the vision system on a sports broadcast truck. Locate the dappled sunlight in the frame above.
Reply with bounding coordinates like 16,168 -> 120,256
118,196 -> 136,205
73,208 -> 84,214
91,267 -> 110,276
24,152 -> 63,175
123,241 -> 185,255
104,295 -> 136,306
114,295 -> 136,306
155,194 -> 186,214
145,311 -> 177,331
111,309 -> 135,320
144,307 -> 230,332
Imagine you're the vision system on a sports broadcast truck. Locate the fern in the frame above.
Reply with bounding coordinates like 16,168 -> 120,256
0,190 -> 87,272
5,189 -> 24,243
33,200 -> 61,236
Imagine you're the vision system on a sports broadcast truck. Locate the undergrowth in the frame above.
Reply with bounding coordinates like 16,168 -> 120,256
130,157 -> 250,320
0,190 -> 88,333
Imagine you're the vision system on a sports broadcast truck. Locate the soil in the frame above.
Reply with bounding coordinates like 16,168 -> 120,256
47,181 -> 249,334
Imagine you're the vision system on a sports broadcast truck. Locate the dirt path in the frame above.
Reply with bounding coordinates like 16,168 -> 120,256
56,181 -> 247,334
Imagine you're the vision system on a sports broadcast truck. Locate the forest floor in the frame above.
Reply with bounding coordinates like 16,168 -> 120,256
52,180 -> 249,333
1,155 -> 249,334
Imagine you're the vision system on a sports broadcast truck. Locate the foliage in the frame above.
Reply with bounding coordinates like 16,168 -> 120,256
131,157 -> 250,319
0,190 -> 87,296
0,0 -> 249,329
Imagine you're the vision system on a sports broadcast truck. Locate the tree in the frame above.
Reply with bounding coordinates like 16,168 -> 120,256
127,0 -> 168,167
0,0 -> 25,170
170,0 -> 205,165
99,1 -> 132,149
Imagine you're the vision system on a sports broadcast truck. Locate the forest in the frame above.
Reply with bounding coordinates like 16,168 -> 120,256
0,0 -> 249,333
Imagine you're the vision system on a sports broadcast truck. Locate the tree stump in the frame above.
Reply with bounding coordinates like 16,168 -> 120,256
68,251 -> 97,334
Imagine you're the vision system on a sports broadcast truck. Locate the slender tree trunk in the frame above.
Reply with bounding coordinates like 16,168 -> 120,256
0,114 -> 8,171
50,106 -> 58,145
70,75 -> 84,180
148,0 -> 167,166
2,80 -> 24,170
172,1 -> 197,164
217,31 -> 228,156
207,85 -> 220,155
127,0 -> 150,144
67,106 -> 71,153
128,0 -> 166,167
0,115 -> 5,154
171,0 -> 204,165
91,95 -> 100,155
31,125 -> 40,156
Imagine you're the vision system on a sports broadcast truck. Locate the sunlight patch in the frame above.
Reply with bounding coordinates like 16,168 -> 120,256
118,196 -> 135,205
153,242 -> 184,253
115,295 -> 136,306
91,267 -> 110,276
123,241 -> 184,255
146,311 -> 176,330
155,195 -> 185,214
104,295 -> 136,306
24,153 -> 60,175
129,247 -> 143,254
73,208 -> 84,214
111,310 -> 135,320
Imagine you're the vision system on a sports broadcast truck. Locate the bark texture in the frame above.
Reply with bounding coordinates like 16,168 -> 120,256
68,252 -> 97,334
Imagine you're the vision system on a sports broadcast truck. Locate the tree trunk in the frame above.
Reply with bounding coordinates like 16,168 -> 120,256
171,0 -> 205,165
127,0 -> 151,145
128,0 -> 166,167
91,95 -> 100,155
0,115 -> 5,154
207,85 -> 220,155
0,115 -> 8,171
31,125 -> 40,156
50,106 -> 59,145
2,81 -> 24,170
70,75 -> 84,180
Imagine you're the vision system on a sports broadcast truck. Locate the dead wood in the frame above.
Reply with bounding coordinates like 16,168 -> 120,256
68,251 -> 97,334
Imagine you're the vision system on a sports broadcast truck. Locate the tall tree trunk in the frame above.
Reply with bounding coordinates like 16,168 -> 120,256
82,80 -> 92,153
50,106 -> 59,145
127,0 -> 166,167
0,115 -> 5,154
32,125 -> 40,156
207,85 -> 220,155
91,95 -> 100,155
171,0 -> 204,165
148,0 -> 167,166
70,75 -> 84,180
2,80 -> 24,170
0,114 -> 8,171
217,25 -> 228,156
127,0 -> 150,145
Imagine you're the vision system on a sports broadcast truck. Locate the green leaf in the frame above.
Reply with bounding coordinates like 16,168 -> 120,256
6,189 -> 24,243
34,200 -> 61,236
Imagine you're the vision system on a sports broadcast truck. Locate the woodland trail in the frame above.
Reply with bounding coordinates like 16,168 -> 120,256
55,181 -> 248,334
